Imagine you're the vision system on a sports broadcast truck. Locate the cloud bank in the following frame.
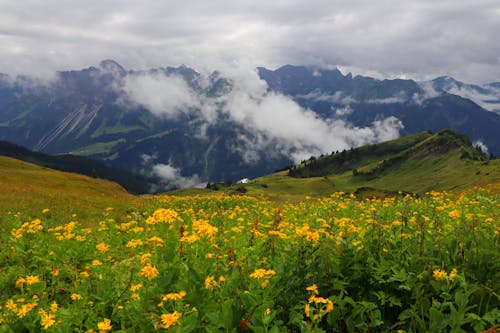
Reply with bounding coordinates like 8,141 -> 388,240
120,67 -> 404,164
0,0 -> 498,83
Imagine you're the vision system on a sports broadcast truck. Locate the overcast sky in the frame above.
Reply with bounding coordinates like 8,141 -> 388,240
0,0 -> 498,83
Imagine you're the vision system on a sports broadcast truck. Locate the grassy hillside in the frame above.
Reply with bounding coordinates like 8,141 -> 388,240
0,141 -> 154,194
186,130 -> 500,201
0,156 -> 144,221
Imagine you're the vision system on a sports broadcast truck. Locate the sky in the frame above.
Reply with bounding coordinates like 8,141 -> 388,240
0,0 -> 499,83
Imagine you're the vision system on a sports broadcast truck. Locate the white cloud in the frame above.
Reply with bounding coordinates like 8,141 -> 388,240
119,65 -> 405,164
473,140 -> 489,155
152,163 -> 204,189
120,72 -> 200,118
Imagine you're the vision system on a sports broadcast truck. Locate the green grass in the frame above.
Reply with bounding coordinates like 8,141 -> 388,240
176,131 -> 500,202
71,139 -> 126,156
0,156 -> 144,222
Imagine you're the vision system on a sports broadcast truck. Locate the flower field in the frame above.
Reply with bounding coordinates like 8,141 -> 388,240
0,185 -> 498,332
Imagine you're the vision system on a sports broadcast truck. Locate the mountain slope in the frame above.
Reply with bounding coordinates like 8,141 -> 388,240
0,155 -> 142,219
206,130 -> 500,200
0,141 -> 154,194
1,61 -> 499,186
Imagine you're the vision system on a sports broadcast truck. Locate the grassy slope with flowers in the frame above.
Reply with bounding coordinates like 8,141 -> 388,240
0,155 -> 145,221
0,156 -> 499,332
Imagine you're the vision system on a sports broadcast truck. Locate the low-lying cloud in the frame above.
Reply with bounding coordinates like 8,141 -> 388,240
120,72 -> 200,118
152,163 -> 204,189
120,66 -> 405,164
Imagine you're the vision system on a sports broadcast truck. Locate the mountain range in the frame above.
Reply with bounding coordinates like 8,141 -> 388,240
0,60 -> 498,191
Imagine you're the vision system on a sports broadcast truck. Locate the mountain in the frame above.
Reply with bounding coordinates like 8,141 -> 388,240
258,66 -> 500,155
200,130 -> 499,201
0,61 -> 499,186
0,141 -> 155,194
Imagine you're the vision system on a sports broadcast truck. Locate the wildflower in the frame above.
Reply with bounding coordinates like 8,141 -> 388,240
264,308 -> 271,316
304,303 -> 310,317
42,208 -> 50,214
160,311 -> 182,329
39,309 -> 56,329
139,264 -> 159,280
50,301 -> 58,312
205,276 -> 218,290
448,210 -> 460,218
26,275 -> 40,285
17,303 -> 37,318
249,269 -> 276,279
96,243 -> 109,253
147,236 -> 165,247
52,269 -> 59,276
15,278 -> 26,288
6,299 -> 17,312
140,253 -> 151,264
126,239 -> 143,248
448,268 -> 458,280
162,291 -> 186,301
92,260 -> 102,266
130,283 -> 143,291
131,293 -> 140,299
433,269 -> 448,281
71,293 -> 83,300
97,318 -> 112,332
306,284 -> 319,295
80,271 -> 90,278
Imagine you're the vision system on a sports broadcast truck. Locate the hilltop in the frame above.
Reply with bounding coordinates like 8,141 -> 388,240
189,130 -> 499,201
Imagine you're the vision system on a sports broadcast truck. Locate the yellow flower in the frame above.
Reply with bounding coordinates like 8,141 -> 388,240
97,318 -> 112,332
52,269 -> 60,276
433,269 -> 448,281
162,290 -> 187,301
39,309 -> 56,329
15,278 -> 26,288
147,236 -> 165,247
304,303 -> 310,318
324,300 -> 334,313
130,283 -> 143,291
96,243 -> 109,253
17,303 -> 37,318
160,311 -> 182,329
92,260 -> 102,266
126,239 -> 143,248
139,264 -> 159,280
249,269 -> 276,279
71,293 -> 83,300
448,268 -> 458,280
6,299 -> 17,312
140,253 -> 151,264
448,210 -> 460,218
50,301 -> 58,312
80,271 -> 90,278
306,284 -> 319,295
42,208 -> 50,214
264,308 -> 271,316
205,276 -> 218,290
25,275 -> 40,285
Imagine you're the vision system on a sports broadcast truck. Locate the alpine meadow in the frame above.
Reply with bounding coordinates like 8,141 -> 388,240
1,0 -> 500,332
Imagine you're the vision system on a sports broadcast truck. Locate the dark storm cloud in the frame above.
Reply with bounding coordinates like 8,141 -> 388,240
0,0 -> 498,82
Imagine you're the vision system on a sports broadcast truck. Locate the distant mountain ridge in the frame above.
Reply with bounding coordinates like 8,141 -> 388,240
0,61 -> 498,187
